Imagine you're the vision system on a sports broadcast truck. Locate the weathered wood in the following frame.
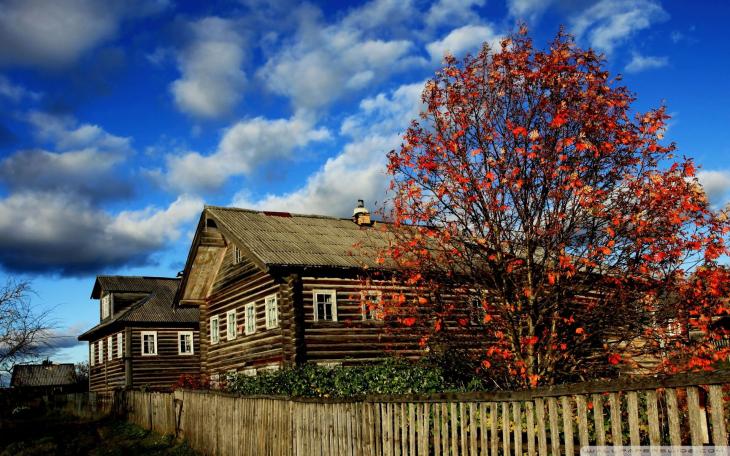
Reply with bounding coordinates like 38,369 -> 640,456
548,397 -> 560,456
502,402 -> 510,456
460,402 -> 468,456
591,394 -> 606,447
627,391 -> 641,446
686,386 -> 704,446
479,403 -> 488,456
442,403 -> 450,456
561,395 -> 574,455
535,398 -> 547,456
418,403 -> 429,456
526,401 -> 535,456
408,402 -> 416,456
609,392 -> 622,446
513,401 -> 523,456
490,402 -> 499,456
451,402 -> 459,456
433,403 -> 441,455
575,395 -> 589,450
469,402 -> 478,456
708,384 -> 728,446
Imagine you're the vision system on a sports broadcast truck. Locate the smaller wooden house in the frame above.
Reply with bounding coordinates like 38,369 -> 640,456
78,276 -> 200,392
10,362 -> 78,394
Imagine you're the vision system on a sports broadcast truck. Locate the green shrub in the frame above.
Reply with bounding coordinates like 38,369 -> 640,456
223,357 -> 483,398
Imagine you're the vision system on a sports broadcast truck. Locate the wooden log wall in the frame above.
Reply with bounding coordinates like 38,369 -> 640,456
203,244 -> 288,375
89,330 -> 126,393
129,327 -> 200,390
122,371 -> 730,455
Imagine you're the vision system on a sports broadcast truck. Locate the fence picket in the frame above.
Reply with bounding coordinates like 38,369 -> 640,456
591,394 -> 606,446
709,385 -> 727,446
627,391 -> 641,446
548,397 -> 560,456
502,402 -> 510,456
490,402 -> 499,456
513,401 -> 522,456
575,395 -> 589,450
609,393 -> 622,446
535,398 -> 547,456
686,386 -> 704,445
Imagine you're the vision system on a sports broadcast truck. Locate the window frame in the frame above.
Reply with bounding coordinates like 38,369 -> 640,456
140,331 -> 158,356
107,336 -> 113,361
361,290 -> 384,321
210,316 -> 220,345
97,340 -> 103,364
90,343 -> 95,366
313,289 -> 338,322
101,293 -> 111,319
116,333 -> 123,358
244,303 -> 256,335
226,309 -> 237,341
233,245 -> 243,264
178,331 -> 194,355
265,294 -> 279,329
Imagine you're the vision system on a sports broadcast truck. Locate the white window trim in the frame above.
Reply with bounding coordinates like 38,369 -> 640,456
226,309 -> 237,341
245,303 -> 256,335
107,336 -> 113,360
361,290 -> 384,321
97,341 -> 103,364
210,316 -> 220,345
90,343 -> 95,366
141,331 -> 158,356
265,294 -> 279,329
234,245 -> 242,264
313,289 -> 338,322
101,293 -> 110,319
178,331 -> 194,355
116,333 -> 123,359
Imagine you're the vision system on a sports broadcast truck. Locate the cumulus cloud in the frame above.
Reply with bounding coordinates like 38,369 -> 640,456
163,115 -> 331,192
426,24 -> 500,61
425,0 -> 486,28
570,0 -> 669,55
697,170 -> 730,208
506,0 -> 552,22
0,192 -> 202,275
258,4 -> 418,111
233,81 -> 424,216
625,53 -> 669,73
0,75 -> 41,102
0,0 -> 169,68
170,17 -> 247,119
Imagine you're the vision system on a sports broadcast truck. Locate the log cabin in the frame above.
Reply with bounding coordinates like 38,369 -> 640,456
78,276 -> 200,392
175,202 -> 484,380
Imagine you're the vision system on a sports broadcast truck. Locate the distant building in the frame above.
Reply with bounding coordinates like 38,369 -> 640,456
11,361 -> 77,394
78,276 -> 200,392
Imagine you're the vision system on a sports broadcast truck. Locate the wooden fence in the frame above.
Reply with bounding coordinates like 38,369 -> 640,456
121,371 -> 730,455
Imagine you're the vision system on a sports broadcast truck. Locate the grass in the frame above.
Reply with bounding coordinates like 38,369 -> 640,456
0,410 -> 198,456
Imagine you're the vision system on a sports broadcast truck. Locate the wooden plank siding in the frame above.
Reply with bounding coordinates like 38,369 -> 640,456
202,244 -> 288,375
89,327 -> 200,392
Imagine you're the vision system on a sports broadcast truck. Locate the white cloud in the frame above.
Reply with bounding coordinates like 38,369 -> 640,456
170,17 -> 247,119
258,4 -> 418,111
0,75 -> 41,102
234,81 -> 424,216
506,0 -> 553,22
0,192 -> 202,275
426,0 -> 486,28
163,115 -> 331,192
426,24 -> 500,61
25,111 -> 132,153
625,53 -> 669,73
697,170 -> 730,207
570,0 -> 669,54
0,0 -> 168,68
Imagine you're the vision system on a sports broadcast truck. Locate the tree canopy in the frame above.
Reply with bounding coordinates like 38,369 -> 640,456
384,27 -> 730,388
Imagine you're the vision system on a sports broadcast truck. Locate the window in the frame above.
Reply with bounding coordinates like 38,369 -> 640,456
245,303 -> 256,335
178,331 -> 194,355
210,316 -> 220,344
361,290 -> 384,321
90,343 -> 95,366
265,295 -> 279,329
116,333 -> 123,358
226,310 -> 237,340
234,245 -> 242,264
97,341 -> 103,364
107,336 -> 113,360
141,331 -> 157,356
101,293 -> 110,319
313,290 -> 337,322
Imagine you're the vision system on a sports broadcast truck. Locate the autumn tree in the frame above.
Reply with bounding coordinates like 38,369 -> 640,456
384,27 -> 730,388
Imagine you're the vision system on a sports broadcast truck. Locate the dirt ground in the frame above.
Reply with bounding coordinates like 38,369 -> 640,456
0,409 -> 198,456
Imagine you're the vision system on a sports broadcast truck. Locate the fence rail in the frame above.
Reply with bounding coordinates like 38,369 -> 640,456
121,371 -> 730,455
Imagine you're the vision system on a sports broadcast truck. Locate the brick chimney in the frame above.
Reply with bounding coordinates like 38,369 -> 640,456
352,199 -> 372,226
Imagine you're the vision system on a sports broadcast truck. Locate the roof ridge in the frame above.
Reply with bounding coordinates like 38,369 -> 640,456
96,275 -> 180,281
205,205 -> 343,221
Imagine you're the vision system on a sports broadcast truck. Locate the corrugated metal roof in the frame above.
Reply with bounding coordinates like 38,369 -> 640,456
11,363 -> 76,387
79,277 -> 198,340
206,206 -> 393,269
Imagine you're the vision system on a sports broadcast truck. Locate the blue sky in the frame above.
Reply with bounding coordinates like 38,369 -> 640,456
0,0 -> 728,366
